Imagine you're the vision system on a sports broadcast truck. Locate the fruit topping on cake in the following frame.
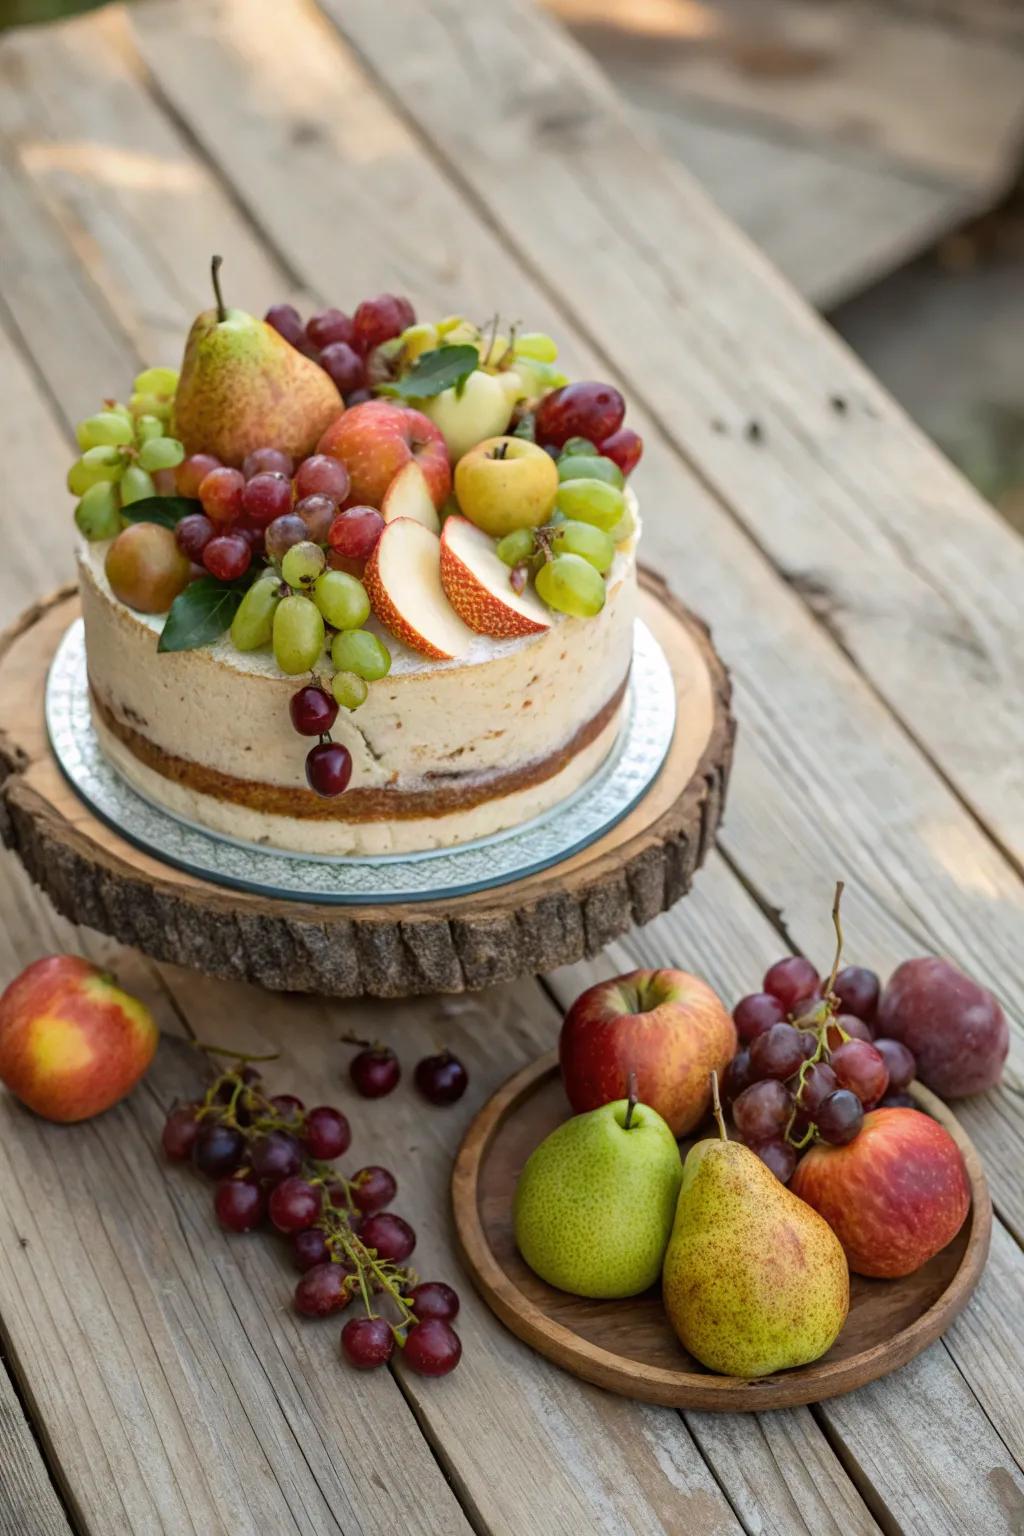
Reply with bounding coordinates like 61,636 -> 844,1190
69,257 -> 645,797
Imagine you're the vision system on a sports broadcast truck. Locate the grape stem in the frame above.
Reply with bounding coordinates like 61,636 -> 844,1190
211,255 -> 227,323
822,879 -> 846,1002
195,1043 -> 280,1063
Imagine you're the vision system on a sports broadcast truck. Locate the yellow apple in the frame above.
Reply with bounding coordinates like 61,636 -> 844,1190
454,436 -> 559,537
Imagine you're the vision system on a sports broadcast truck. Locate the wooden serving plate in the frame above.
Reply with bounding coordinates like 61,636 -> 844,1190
452,1052 -> 991,1411
0,572 -> 733,999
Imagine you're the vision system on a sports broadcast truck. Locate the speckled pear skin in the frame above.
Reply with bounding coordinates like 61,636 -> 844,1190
172,306 -> 343,467
663,1138 -> 849,1378
513,1099 -> 683,1299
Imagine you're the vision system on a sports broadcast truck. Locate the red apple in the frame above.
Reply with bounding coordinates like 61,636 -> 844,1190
559,969 -> 736,1137
0,955 -> 158,1122
317,399 -> 451,510
790,1107 -> 970,1277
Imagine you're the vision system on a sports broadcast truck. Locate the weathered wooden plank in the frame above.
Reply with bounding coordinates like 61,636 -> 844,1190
323,0 -> 1024,870
0,1357 -> 72,1536
0,324 -> 73,614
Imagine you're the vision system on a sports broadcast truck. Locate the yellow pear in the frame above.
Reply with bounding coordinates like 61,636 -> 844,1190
172,257 -> 342,466
662,1081 -> 849,1377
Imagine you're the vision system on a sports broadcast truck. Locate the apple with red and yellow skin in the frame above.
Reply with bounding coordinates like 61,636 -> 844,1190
790,1107 -> 970,1278
318,399 -> 451,510
0,955 -> 158,1122
559,969 -> 736,1137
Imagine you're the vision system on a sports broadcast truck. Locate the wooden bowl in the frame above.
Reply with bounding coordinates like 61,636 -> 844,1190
452,1052 -> 991,1411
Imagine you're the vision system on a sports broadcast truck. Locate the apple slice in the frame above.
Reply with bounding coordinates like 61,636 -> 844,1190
440,516 -> 551,639
364,518 -> 475,660
380,461 -> 441,534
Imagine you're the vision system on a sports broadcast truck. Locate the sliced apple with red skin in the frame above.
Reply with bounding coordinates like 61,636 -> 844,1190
440,516 -> 551,640
364,517 -> 475,660
380,461 -> 441,534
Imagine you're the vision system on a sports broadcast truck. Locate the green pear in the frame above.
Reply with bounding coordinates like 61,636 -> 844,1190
513,1092 -> 682,1298
663,1099 -> 849,1377
172,257 -> 342,467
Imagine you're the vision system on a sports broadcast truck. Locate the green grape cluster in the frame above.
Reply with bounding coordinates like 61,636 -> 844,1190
69,368 -> 184,541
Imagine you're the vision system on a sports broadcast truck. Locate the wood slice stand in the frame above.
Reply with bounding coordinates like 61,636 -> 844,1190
0,572 -> 733,998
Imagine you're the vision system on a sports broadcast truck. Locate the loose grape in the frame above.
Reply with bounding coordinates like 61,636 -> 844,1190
732,1079 -> 793,1142
313,570 -> 370,630
332,671 -> 368,710
133,366 -> 179,395
331,628 -> 391,681
556,453 -> 624,489
281,540 -> 326,590
535,381 -> 625,448
305,741 -> 353,796
535,553 -> 605,618
733,992 -> 786,1043
295,494 -> 335,543
176,513 -> 216,561
176,452 -> 221,498
242,472 -> 292,528
76,411 -> 135,450
599,427 -> 644,477
514,331 -> 558,363
550,519 -> 615,573
341,1316 -> 394,1370
763,956 -> 820,1011
554,478 -> 626,533
74,482 -> 122,541
496,528 -> 537,567
402,1318 -> 462,1377
199,466 -> 245,525
202,533 -> 251,582
265,513 -> 309,564
290,684 -> 338,736
273,594 -> 325,673
816,1089 -> 864,1145
138,436 -> 186,473
406,1281 -> 460,1323
327,506 -> 385,563
120,465 -> 157,506
68,446 -> 125,494
230,578 -> 281,650
243,447 -> 293,480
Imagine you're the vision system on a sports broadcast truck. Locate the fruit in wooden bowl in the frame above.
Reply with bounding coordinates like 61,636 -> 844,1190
0,955 -> 157,1121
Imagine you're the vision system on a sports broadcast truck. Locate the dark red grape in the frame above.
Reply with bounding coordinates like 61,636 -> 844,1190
269,1093 -> 305,1120
175,513 -> 216,562
294,454 -> 350,505
242,471 -> 292,527
341,1315 -> 394,1369
798,1061 -> 837,1115
830,1039 -> 889,1107
294,493 -> 335,543
825,1013 -> 874,1051
352,295 -> 408,353
598,428 -> 643,476
748,1022 -> 807,1081
328,506 -> 385,563
345,387 -> 373,407
319,341 -> 365,395
402,1319 -> 462,1377
407,1281 -> 460,1323
203,533 -> 251,580
732,992 -> 786,1044
751,1139 -> 797,1184
763,956 -> 820,1011
290,685 -> 338,737
732,1078 -> 793,1142
790,993 -> 825,1025
243,447 -> 293,480
294,1262 -> 355,1318
535,382 -> 625,449
268,1177 -> 323,1234
266,303 -> 305,347
349,1044 -> 400,1098
303,1106 -> 351,1161
359,1212 -> 415,1263
306,309 -> 354,350
214,1176 -> 265,1233
832,965 -> 880,1023
162,1104 -> 201,1161
192,1122 -> 246,1179
873,1038 -> 916,1091
265,512 -> 308,563
879,1091 -> 916,1109
414,1050 -> 468,1105
292,1227 -> 331,1271
250,1129 -> 303,1183
306,742 -> 353,797
350,1166 -> 397,1216
816,1089 -> 864,1145
721,1049 -> 752,1105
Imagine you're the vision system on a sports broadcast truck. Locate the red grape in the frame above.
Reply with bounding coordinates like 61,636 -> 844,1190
732,1078 -> 793,1141
307,308 -> 354,350
214,1177 -> 266,1233
763,956 -> 820,1011
162,1104 -> 200,1161
250,1129 -> 303,1183
243,447 -> 293,481
292,1227 -> 330,1271
732,992 -> 786,1043
798,1061 -> 837,1115
402,1318 -> 462,1377
268,1177 -> 323,1233
341,1315 -> 394,1370
319,341 -> 365,395
825,1013 -> 873,1050
293,493 -> 334,543
305,742 -> 352,797
407,1281 -> 459,1323
303,1106 -> 351,1160
270,1092 -> 305,1119
202,533 -> 251,581
816,1089 -> 864,1144
873,1038 -> 915,1091
328,506 -> 385,563
414,1050 -> 468,1105
345,387 -> 374,407
242,472 -> 292,527
832,965 -> 880,1022
265,513 -> 308,563
830,1039 -> 889,1106
359,1212 -> 416,1263
175,513 -> 216,562
265,303 -> 305,347
192,1122 -> 246,1179
790,993 -> 825,1024
353,295 -> 408,353
294,1262 -> 355,1318
176,452 -> 221,498
295,454 -> 351,505
879,1091 -> 916,1109
290,685 -> 338,736
535,382 -> 625,449
199,466 -> 245,525
748,1022 -> 807,1081
598,427 -> 643,476
350,1166 -> 397,1216
751,1139 -> 797,1184
349,1044 -> 400,1098
721,1048 -> 752,1105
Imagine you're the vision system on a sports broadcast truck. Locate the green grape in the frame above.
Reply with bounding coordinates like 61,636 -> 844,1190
513,331 -> 558,363
120,465 -> 156,505
556,453 -> 624,489
130,391 -> 173,422
313,570 -> 370,631
138,436 -> 186,472
560,437 -> 597,457
133,366 -> 179,395
331,670 -> 369,710
607,501 -> 637,544
75,411 -> 135,451
512,358 -> 567,396
331,628 -> 391,682
105,401 -> 133,422
550,519 -> 615,574
554,478 -> 625,533
230,577 -> 281,651
281,540 -> 326,590
496,528 -> 536,567
273,594 -> 326,674
535,553 -> 606,618
134,414 -> 165,445
74,482 -> 122,541
67,446 -> 125,494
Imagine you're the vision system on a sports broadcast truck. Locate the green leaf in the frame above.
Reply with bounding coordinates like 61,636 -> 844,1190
379,344 -> 478,401
121,495 -> 201,529
158,576 -> 247,652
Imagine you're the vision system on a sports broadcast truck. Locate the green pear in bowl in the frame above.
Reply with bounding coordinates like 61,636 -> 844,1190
663,1077 -> 849,1377
514,1082 -> 682,1299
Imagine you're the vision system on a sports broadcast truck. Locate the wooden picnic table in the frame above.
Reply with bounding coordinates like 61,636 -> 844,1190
0,1 -> 1022,1532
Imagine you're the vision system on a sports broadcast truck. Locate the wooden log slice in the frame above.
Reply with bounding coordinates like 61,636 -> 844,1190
0,571 -> 734,998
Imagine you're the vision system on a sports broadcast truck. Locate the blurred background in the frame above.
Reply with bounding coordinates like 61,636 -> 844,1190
4,0 -> 1022,533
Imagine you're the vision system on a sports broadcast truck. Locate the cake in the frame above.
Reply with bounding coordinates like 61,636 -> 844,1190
69,271 -> 645,856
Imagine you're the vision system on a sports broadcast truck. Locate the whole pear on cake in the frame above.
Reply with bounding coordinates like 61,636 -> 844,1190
173,257 -> 343,466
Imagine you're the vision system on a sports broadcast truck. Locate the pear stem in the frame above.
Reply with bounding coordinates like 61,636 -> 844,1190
823,879 -> 846,1001
211,254 -> 227,323
709,1070 -> 728,1142
623,1070 -> 638,1130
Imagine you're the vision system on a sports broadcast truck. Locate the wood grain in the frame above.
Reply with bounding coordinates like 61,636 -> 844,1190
0,1360 -> 72,1536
